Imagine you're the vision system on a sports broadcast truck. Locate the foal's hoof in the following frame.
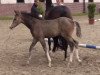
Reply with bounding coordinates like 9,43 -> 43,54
48,63 -> 51,67
78,59 -> 82,63
26,61 -> 30,65
78,60 -> 82,65
67,62 -> 71,68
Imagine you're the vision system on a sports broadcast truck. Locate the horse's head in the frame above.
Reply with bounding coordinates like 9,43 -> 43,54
10,10 -> 22,29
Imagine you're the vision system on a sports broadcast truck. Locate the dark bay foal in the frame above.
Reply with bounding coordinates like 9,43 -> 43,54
10,10 -> 81,67
39,0 -> 74,60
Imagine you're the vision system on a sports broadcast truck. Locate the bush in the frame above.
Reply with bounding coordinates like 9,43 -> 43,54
37,3 -> 45,15
88,3 -> 96,19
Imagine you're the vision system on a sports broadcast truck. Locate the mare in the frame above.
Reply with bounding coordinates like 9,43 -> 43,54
10,10 -> 81,67
39,0 -> 81,60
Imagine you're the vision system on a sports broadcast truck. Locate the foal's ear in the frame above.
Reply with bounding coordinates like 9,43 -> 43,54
14,10 -> 19,14
14,10 -> 21,15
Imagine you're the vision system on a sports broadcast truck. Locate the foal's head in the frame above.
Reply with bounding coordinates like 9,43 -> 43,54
10,10 -> 22,29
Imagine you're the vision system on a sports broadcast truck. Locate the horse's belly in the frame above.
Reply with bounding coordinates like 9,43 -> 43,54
45,32 -> 59,38
42,21 -> 60,38
44,28 -> 59,38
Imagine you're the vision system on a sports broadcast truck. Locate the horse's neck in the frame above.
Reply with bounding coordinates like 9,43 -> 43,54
21,15 -> 33,29
21,15 -> 39,31
46,0 -> 54,10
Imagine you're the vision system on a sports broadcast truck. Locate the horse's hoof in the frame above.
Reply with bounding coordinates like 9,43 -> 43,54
67,61 -> 72,68
67,62 -> 70,68
78,59 -> 82,63
63,58 -> 67,61
48,63 -> 51,67
78,60 -> 82,65
26,61 -> 30,65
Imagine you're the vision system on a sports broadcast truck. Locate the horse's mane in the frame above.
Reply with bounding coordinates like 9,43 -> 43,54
21,11 -> 32,18
20,11 -> 41,23
20,11 -> 37,22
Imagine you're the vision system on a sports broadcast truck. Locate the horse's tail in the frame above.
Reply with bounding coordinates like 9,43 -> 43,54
74,21 -> 82,38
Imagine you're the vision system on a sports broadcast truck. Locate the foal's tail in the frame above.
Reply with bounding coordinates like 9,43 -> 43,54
74,21 -> 82,38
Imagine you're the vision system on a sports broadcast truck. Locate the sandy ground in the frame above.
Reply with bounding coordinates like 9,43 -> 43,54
0,15 -> 100,75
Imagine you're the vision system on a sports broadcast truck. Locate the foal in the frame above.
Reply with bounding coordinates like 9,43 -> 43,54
39,0 -> 74,60
10,10 -> 81,67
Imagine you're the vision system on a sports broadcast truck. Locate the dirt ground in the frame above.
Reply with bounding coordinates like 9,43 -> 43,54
0,15 -> 100,75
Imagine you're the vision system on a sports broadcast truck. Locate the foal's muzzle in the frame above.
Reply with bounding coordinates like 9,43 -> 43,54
9,26 -> 13,29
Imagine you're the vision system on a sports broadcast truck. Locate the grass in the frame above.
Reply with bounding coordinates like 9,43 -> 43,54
0,16 -> 13,20
72,13 -> 87,16
0,13 -> 99,20
72,13 -> 100,16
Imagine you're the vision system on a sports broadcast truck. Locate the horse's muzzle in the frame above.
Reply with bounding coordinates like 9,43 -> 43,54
9,26 -> 13,29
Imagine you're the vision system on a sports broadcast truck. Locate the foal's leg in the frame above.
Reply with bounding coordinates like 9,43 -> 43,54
68,42 -> 74,64
73,40 -> 81,62
68,39 -> 81,66
39,38 -> 51,67
61,35 -> 75,66
27,38 -> 37,64
75,48 -> 81,62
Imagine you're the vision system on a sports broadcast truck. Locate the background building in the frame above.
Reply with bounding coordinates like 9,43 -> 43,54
0,0 -> 100,16
0,0 -> 100,4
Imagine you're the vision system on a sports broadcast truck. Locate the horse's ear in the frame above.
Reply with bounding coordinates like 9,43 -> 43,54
14,10 -> 21,16
14,10 -> 19,14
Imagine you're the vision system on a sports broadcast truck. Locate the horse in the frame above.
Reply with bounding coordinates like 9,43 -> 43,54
9,10 -> 82,67
39,0 -> 78,60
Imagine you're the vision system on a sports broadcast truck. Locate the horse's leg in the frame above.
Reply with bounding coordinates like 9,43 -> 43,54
73,39 -> 81,62
64,44 -> 68,61
48,38 -> 51,51
67,38 -> 81,66
75,48 -> 81,62
27,38 -> 38,64
61,35 -> 75,66
68,42 -> 74,66
52,37 -> 59,52
39,38 -> 51,67
60,37 -> 68,61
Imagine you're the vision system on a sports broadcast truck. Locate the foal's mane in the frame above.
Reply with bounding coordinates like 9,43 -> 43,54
20,11 -> 41,24
20,11 -> 33,19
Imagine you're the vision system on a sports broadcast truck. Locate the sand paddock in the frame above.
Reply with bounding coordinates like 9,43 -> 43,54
0,15 -> 100,75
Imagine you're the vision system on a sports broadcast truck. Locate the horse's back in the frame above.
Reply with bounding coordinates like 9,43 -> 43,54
38,19 -> 60,37
47,6 -> 73,20
58,17 -> 74,32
